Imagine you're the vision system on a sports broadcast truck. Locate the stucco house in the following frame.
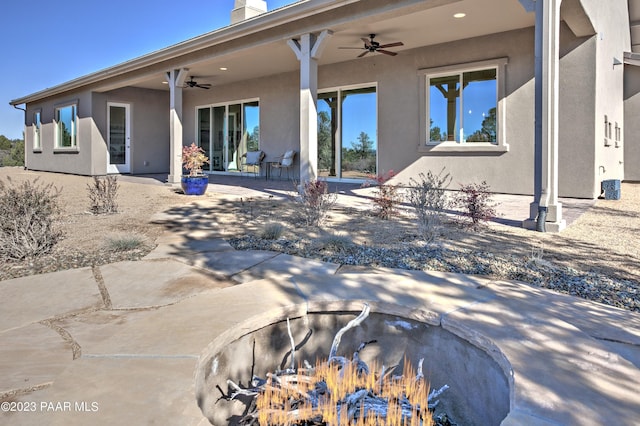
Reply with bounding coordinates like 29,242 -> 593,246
9,0 -> 640,231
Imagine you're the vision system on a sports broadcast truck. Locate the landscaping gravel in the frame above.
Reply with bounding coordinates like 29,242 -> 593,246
229,235 -> 640,312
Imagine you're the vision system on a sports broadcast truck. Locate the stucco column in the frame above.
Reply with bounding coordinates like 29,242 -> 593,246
166,68 -> 188,184
524,0 -> 566,232
288,30 -> 332,183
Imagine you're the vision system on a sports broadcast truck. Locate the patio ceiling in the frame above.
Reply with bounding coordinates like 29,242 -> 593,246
105,0 -> 535,93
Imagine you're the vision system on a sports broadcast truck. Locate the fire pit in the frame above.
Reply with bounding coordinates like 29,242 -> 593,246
195,301 -> 511,425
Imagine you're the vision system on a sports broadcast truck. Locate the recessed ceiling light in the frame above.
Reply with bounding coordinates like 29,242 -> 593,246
220,67 -> 228,71
454,12 -> 466,18
161,81 -> 168,84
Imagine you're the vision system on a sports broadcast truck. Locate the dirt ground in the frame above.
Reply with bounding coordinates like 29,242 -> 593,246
0,167 -> 638,286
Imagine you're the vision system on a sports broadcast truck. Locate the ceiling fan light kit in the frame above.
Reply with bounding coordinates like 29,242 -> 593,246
184,76 -> 211,89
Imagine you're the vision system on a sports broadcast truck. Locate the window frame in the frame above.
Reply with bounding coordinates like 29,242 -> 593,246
32,110 -> 42,152
317,82 -> 378,181
195,97 -> 260,173
54,102 -> 79,150
418,58 -> 509,153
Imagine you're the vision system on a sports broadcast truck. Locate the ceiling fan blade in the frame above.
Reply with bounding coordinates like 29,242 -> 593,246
378,49 -> 398,56
339,46 -> 365,50
357,50 -> 370,58
378,42 -> 404,49
361,37 -> 372,47
196,84 -> 211,89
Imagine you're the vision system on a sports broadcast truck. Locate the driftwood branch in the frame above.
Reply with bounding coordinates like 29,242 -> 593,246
286,317 -> 296,371
329,303 -> 370,360
228,304 -> 449,425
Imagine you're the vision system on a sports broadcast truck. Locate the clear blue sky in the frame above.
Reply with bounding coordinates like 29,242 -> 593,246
0,0 -> 295,139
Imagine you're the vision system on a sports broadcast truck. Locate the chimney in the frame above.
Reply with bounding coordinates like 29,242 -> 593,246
231,0 -> 268,24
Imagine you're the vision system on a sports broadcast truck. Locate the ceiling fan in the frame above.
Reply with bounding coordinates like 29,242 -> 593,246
339,34 -> 404,58
184,76 -> 211,89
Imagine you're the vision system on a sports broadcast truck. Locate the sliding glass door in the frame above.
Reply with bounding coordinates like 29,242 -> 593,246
318,86 -> 377,179
197,100 -> 260,173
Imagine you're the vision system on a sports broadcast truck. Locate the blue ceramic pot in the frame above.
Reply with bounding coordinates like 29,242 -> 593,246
181,175 -> 209,195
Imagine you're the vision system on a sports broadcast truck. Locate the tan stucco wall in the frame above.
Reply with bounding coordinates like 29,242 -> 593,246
587,0 -> 628,193
183,72 -> 300,163
624,65 -> 640,181
101,87 -> 170,174
23,87 -> 169,176
24,90 -> 96,176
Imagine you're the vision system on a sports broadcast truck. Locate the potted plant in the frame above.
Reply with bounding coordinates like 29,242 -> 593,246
181,143 -> 209,195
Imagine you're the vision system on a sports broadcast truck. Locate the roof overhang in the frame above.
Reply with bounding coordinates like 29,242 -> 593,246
624,51 -> 640,66
11,0 -> 540,106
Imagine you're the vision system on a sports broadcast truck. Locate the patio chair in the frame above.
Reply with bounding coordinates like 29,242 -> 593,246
241,150 -> 265,178
270,150 -> 296,180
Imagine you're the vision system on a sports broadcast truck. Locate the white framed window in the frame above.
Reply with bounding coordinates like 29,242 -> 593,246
55,103 -> 78,148
419,58 -> 508,152
33,110 -> 41,151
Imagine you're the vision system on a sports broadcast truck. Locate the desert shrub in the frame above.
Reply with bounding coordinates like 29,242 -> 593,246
103,233 -> 147,252
315,233 -> 355,253
365,170 -> 402,220
0,177 -> 64,261
406,168 -> 452,242
294,180 -> 337,227
260,222 -> 285,240
454,181 -> 497,229
87,175 -> 119,214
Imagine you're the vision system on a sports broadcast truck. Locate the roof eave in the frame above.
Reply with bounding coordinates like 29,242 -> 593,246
10,0 -> 357,106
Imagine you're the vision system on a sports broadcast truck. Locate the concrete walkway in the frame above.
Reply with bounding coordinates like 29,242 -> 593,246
1,185 -> 639,425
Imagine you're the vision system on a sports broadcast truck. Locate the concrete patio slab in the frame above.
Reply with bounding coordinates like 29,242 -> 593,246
197,250 -> 280,276
289,269 -> 501,317
442,291 -> 640,426
53,278 -> 306,357
231,253 -> 340,283
98,259 -> 232,309
8,358 -> 204,426
0,268 -> 102,331
144,230 -> 234,261
0,323 -> 72,395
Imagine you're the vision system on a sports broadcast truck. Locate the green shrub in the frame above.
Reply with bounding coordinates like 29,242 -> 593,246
103,233 -> 146,252
1,140 -> 24,167
260,223 -> 285,240
316,234 -> 355,253
0,177 -> 64,261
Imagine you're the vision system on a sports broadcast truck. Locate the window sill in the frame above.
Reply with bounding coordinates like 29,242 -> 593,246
32,149 -> 42,153
53,147 -> 79,154
420,142 -> 509,154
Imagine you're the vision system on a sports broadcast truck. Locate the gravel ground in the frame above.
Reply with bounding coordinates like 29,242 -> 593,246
1,167 -> 638,312
229,235 -> 638,311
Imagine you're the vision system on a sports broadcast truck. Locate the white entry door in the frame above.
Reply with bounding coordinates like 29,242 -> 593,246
107,103 -> 130,173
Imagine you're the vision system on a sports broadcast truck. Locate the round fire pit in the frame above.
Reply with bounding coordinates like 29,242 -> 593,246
195,301 -> 511,425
